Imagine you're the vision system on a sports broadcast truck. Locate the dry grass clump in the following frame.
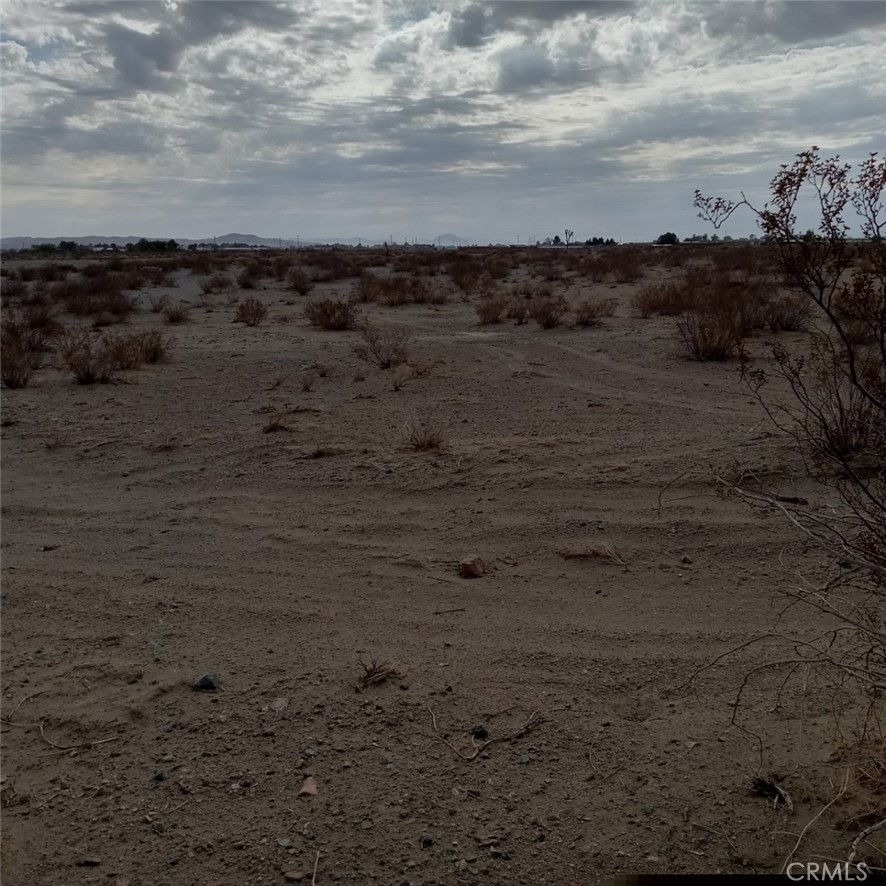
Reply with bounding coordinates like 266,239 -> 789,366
304,296 -> 360,330
762,293 -> 813,332
199,272 -> 232,295
391,364 -> 414,391
631,280 -> 694,317
674,308 -> 745,361
55,329 -> 118,384
352,322 -> 411,368
147,293 -> 170,313
475,295 -> 508,325
402,414 -> 444,450
237,261 -> 263,289
163,302 -> 191,324
506,299 -> 530,325
573,297 -> 616,328
1,324 -> 40,388
355,658 -> 402,691
530,294 -> 570,329
234,298 -> 268,327
263,411 -> 290,433
300,371 -> 317,392
285,265 -> 314,296
558,543 -> 626,565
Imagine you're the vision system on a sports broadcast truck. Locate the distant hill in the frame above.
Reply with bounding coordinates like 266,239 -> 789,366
1,232 -> 472,250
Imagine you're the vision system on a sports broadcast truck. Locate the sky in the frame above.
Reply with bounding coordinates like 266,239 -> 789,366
1,0 -> 885,243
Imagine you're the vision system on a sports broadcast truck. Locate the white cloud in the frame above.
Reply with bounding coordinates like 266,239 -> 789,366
1,0 -> 884,241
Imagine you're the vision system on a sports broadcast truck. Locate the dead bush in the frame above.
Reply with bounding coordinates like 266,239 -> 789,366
199,273 -> 232,294
234,298 -> 268,327
506,299 -> 530,325
55,329 -> 118,384
351,271 -> 377,303
530,295 -> 569,329
674,308 -> 744,360
285,265 -> 314,295
763,293 -> 813,332
573,297 -> 614,328
352,323 -> 410,368
475,296 -> 508,325
148,293 -> 170,313
391,364 -> 414,390
163,303 -> 191,324
304,296 -> 360,330
0,326 -> 38,388
402,414 -> 444,450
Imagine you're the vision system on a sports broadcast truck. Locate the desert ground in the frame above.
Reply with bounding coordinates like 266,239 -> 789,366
1,246 -> 882,884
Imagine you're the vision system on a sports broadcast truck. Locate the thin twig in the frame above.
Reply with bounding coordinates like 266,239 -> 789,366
848,817 -> 886,865
38,721 -> 120,751
312,849 -> 320,885
1,691 -> 45,725
427,707 -> 543,762
781,770 -> 850,873
433,607 -> 466,615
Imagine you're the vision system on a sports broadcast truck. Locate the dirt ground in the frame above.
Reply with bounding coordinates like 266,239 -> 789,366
1,251 -> 882,884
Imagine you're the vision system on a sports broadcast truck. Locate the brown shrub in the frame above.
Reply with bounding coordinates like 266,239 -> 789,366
674,309 -> 744,361
199,273 -> 232,294
573,297 -> 614,328
304,296 -> 360,330
530,295 -> 569,329
352,323 -> 410,368
0,325 -> 39,388
163,303 -> 191,324
762,293 -> 812,332
475,296 -> 508,325
402,414 -> 443,450
55,329 -> 118,383
234,298 -> 268,327
285,265 -> 314,295
506,299 -> 530,325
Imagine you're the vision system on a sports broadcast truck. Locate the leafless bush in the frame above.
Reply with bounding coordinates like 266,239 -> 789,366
0,325 -> 39,388
573,297 -> 615,328
352,271 -> 377,303
352,323 -> 410,368
475,296 -> 508,325
693,148 -> 886,748
304,296 -> 360,330
148,293 -> 170,313
55,329 -> 118,384
285,265 -> 314,295
530,295 -> 569,329
163,302 -> 191,324
391,364 -> 413,391
506,299 -> 530,325
234,298 -> 268,327
674,308 -> 744,360
402,414 -> 443,450
763,293 -> 813,332
199,272 -> 232,294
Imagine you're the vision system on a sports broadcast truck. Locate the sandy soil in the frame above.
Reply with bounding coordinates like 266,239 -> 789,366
1,252 -> 880,884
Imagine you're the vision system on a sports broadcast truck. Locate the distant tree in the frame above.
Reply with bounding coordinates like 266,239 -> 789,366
655,232 -> 679,245
33,243 -> 57,253
166,239 -> 179,252
552,234 -> 562,246
564,228 -> 574,249
58,240 -> 79,251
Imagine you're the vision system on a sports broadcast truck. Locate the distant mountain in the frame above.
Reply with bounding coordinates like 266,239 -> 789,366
1,232 -> 473,249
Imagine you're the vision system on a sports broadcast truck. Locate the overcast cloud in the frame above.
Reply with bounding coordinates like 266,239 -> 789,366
1,0 -> 884,242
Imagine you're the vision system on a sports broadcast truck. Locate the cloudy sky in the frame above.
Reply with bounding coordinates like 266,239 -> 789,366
2,1 -> 885,242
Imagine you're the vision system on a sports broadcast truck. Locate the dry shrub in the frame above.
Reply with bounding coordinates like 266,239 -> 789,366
300,371 -> 317,392
304,296 -> 360,330
163,302 -> 191,324
352,323 -> 410,368
285,265 -> 314,295
148,293 -> 170,313
0,326 -> 38,388
674,308 -> 744,361
263,412 -> 290,433
199,273 -> 232,294
573,297 -> 615,328
352,271 -> 377,303
763,293 -> 813,332
475,296 -> 508,325
631,280 -> 694,317
1,277 -> 26,303
530,295 -> 569,329
391,364 -> 413,391
1,309 -> 55,352
402,414 -> 443,450
237,262 -> 262,289
356,658 -> 402,691
234,298 -> 268,327
374,278 -> 411,306
506,299 -> 530,325
55,329 -> 118,384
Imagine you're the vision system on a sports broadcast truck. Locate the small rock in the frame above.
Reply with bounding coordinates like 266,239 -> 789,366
459,556 -> 485,578
192,672 -> 220,692
277,838 -> 292,848
681,555 -> 692,564
419,832 -> 434,848
76,857 -> 102,867
153,771 -> 166,782
284,872 -> 305,882
298,776 -> 318,797
270,697 -> 289,713
470,725 -> 488,740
